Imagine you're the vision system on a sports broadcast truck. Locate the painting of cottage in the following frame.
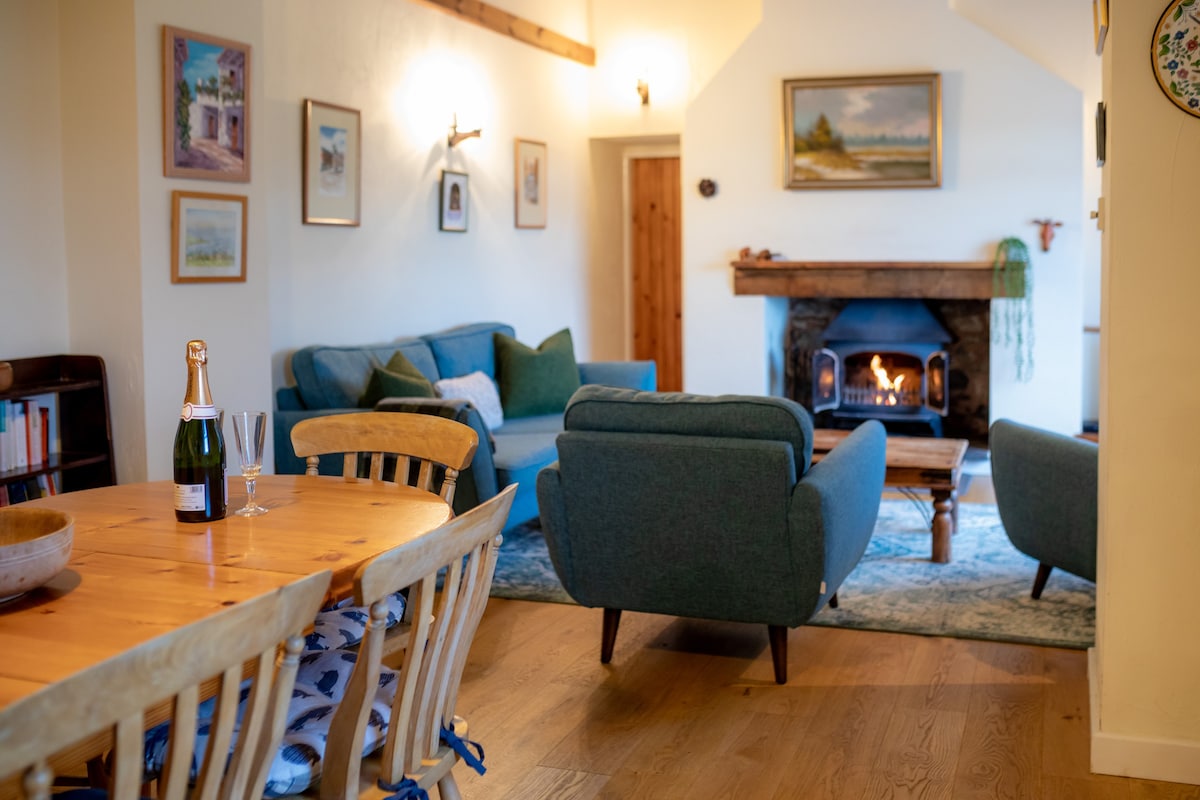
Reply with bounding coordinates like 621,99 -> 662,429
163,26 -> 250,181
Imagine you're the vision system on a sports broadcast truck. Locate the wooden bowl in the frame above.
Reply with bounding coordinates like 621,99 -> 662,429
0,361 -> 12,392
0,507 -> 75,602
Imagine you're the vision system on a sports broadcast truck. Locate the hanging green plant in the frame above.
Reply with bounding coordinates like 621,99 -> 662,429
992,236 -> 1034,382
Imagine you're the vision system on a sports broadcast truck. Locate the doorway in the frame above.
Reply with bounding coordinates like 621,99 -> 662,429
629,156 -> 682,391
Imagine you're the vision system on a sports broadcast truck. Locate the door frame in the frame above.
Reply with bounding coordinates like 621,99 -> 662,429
620,143 -> 681,360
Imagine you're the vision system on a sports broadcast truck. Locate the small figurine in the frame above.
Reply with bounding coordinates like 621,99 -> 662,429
1033,219 -> 1062,252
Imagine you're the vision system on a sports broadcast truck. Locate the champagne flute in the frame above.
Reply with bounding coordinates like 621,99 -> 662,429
231,411 -> 268,517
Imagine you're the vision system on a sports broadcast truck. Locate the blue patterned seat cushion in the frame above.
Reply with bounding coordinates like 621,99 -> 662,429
304,591 -> 407,652
143,592 -> 407,797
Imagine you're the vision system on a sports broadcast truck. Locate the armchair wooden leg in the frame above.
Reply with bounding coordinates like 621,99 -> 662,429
1031,563 -> 1053,599
601,608 -> 622,663
768,625 -> 788,684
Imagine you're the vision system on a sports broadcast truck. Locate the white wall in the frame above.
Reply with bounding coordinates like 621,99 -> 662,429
1093,0 -> 1200,782
60,0 -> 147,483
679,0 -> 1085,434
0,1 -> 70,359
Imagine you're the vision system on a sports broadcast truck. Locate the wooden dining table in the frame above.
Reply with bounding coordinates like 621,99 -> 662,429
0,475 -> 452,717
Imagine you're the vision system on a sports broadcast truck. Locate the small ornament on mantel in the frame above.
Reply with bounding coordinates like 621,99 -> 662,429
738,247 -> 781,262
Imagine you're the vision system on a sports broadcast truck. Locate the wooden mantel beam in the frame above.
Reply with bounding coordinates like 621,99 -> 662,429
409,0 -> 596,66
731,259 -> 1025,300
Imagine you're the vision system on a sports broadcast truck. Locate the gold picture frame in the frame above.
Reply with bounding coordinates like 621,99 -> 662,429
162,26 -> 250,181
171,191 -> 247,284
782,72 -> 941,190
302,99 -> 362,226
514,139 -> 548,229
1094,0 -> 1109,55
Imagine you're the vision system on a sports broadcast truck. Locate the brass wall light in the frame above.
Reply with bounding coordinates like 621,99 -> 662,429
448,113 -> 482,147
636,78 -> 650,105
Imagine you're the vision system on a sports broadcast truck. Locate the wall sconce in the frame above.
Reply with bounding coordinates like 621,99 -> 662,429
636,79 -> 650,106
448,113 -> 481,147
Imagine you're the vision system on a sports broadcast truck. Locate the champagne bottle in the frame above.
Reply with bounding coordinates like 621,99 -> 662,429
174,340 -> 227,522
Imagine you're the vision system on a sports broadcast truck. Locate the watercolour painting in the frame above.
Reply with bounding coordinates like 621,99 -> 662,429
171,191 -> 247,283
783,73 -> 941,190
162,26 -> 251,181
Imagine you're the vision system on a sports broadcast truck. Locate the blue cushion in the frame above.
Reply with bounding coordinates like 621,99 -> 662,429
492,432 -> 558,475
493,413 -> 563,436
143,648 -> 400,798
294,339 -> 437,409
304,592 -> 407,652
422,322 -> 513,381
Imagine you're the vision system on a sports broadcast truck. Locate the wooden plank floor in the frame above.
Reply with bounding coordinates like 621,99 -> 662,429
452,476 -> 1200,800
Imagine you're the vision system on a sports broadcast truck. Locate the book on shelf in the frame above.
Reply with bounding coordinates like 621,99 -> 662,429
26,399 -> 43,466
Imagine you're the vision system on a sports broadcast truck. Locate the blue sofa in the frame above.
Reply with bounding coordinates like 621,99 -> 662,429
274,322 -> 656,530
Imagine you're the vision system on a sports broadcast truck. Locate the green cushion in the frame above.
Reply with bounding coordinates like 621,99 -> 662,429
494,328 -> 581,419
358,351 -> 436,408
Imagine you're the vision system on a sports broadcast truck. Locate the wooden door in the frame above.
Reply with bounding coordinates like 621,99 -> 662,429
630,156 -> 682,391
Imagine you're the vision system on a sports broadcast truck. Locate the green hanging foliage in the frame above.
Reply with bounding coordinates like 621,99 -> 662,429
992,236 -> 1034,382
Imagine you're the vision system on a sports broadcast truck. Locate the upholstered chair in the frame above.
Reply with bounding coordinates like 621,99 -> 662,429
989,418 -> 1098,598
536,386 -> 887,684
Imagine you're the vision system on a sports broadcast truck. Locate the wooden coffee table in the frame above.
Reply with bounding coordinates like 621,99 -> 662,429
810,429 -> 969,563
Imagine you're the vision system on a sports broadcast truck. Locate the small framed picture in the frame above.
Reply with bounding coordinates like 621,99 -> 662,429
162,26 -> 251,182
514,139 -> 547,229
439,170 -> 468,232
302,99 -> 361,226
171,191 -> 247,283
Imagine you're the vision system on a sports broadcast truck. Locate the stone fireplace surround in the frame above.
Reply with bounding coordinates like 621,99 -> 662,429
732,258 -> 1024,443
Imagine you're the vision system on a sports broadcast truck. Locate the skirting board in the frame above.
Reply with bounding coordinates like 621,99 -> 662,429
1088,647 -> 1200,785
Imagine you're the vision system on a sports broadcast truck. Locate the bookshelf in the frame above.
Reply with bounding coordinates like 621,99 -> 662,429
0,355 -> 115,502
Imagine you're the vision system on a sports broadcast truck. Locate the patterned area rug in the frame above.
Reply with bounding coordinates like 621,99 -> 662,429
492,498 -> 1095,649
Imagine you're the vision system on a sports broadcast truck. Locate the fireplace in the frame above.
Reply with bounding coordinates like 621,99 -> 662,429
731,256 -> 1013,443
785,297 -> 991,441
811,300 -> 950,436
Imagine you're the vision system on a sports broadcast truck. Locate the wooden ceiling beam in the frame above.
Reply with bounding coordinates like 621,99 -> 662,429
409,0 -> 595,66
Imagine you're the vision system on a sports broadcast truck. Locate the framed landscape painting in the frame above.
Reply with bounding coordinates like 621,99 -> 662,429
514,139 -> 547,228
171,191 -> 246,283
783,72 -> 941,190
162,26 -> 251,181
302,99 -> 361,226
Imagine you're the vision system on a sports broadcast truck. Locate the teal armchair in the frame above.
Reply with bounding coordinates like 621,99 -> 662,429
989,418 -> 1098,597
536,386 -> 887,684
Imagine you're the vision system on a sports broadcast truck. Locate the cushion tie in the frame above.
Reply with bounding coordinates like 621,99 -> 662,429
376,777 -> 428,800
440,724 -> 486,775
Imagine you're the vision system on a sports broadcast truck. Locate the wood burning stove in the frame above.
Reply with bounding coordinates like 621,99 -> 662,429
811,299 -> 950,436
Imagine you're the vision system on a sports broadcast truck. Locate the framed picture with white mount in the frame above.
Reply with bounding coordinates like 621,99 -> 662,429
1153,0 -> 1200,117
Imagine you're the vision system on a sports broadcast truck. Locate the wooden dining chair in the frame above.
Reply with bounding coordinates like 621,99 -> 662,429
290,412 -> 479,509
311,483 -> 515,800
0,570 -> 332,800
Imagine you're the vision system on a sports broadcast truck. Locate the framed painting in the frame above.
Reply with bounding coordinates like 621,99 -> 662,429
439,171 -> 468,232
782,72 -> 941,190
162,26 -> 251,181
1094,0 -> 1109,55
171,191 -> 247,283
514,139 -> 547,229
302,99 -> 361,225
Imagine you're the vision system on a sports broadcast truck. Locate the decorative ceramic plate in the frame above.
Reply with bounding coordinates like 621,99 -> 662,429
1153,0 -> 1200,117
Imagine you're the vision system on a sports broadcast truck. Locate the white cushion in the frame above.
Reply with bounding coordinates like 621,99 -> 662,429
435,370 -> 504,430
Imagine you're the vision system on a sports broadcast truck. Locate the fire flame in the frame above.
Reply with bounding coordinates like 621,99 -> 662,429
870,355 -> 904,406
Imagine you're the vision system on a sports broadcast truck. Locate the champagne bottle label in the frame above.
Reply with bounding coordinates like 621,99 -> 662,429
174,483 -> 208,511
181,403 -> 218,421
